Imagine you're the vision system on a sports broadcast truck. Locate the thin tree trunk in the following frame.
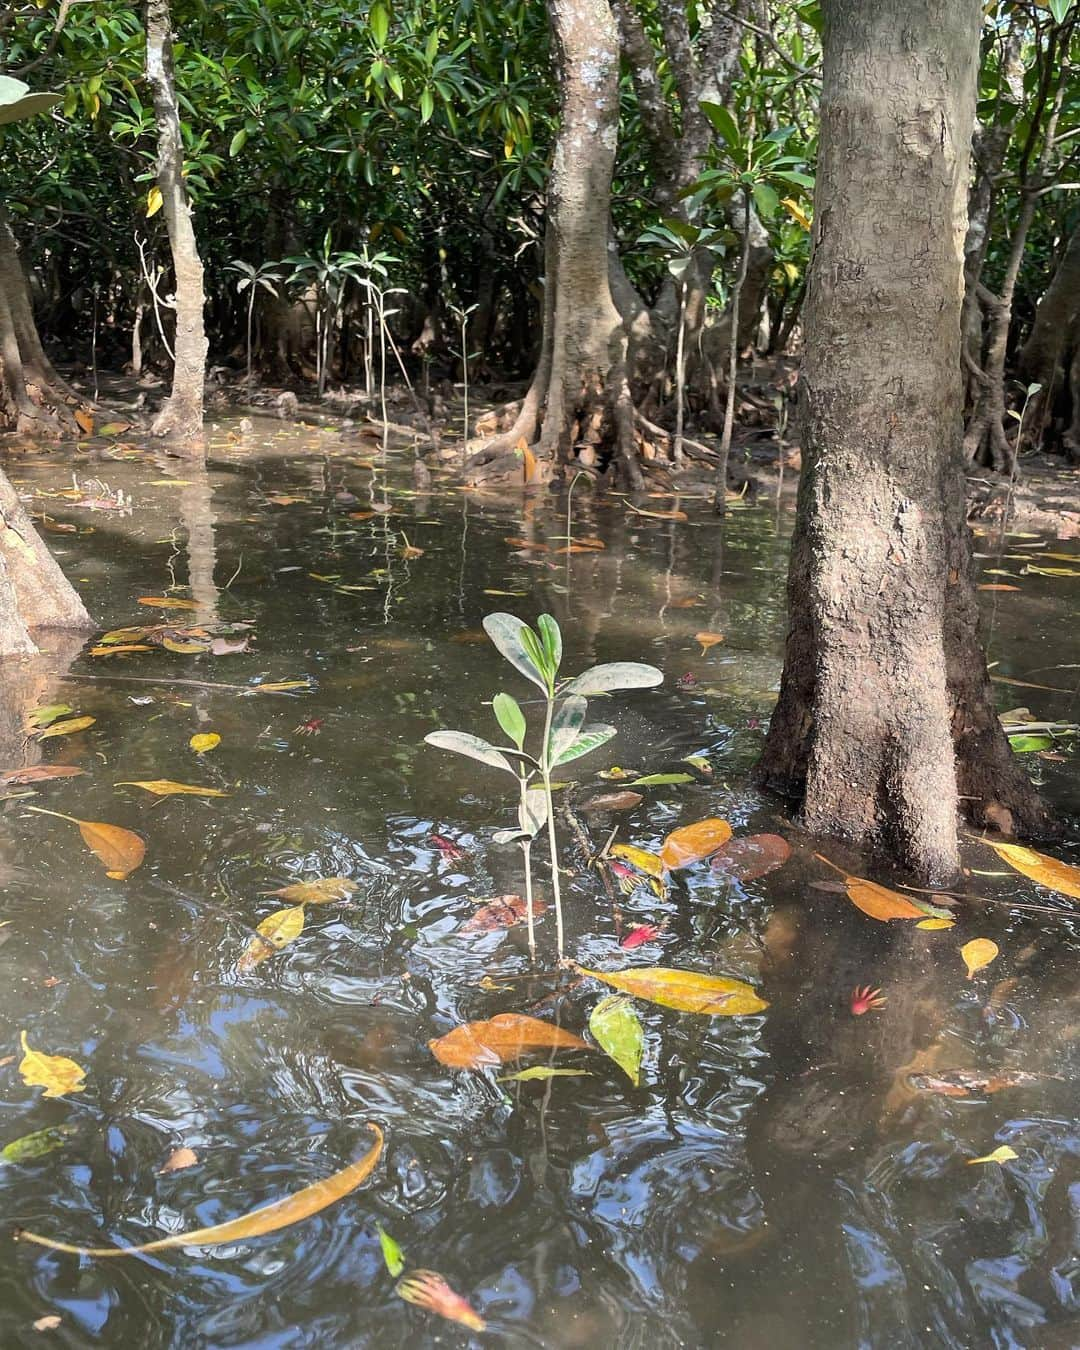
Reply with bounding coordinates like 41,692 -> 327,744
757,0 -> 1049,884
145,0 -> 207,453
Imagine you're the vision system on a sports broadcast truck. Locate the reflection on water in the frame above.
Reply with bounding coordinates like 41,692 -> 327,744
0,420 -> 1077,1348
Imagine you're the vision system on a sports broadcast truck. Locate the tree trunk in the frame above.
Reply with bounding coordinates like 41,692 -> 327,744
757,0 -> 1049,883
1018,224 -> 1080,387
145,0 -> 207,453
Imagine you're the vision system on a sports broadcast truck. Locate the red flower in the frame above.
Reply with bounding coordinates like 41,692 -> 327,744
850,985 -> 886,1016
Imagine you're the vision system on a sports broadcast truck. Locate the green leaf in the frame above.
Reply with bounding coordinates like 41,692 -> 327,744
377,1225 -> 405,1277
752,181 -> 780,220
700,101 -> 740,154
1008,733 -> 1054,752
627,772 -> 695,786
496,1066 -> 592,1083
1049,0 -> 1072,22
565,663 -> 663,696
520,786 -> 547,836
370,2 -> 390,46
536,614 -> 563,676
229,128 -> 248,156
419,87 -> 435,123
0,77 -> 61,126
549,695 -> 587,761
589,995 -> 643,1085
1,1123 -> 77,1165
424,730 -> 515,775
492,693 -> 526,749
554,724 -> 617,765
772,170 -> 815,190
482,613 -> 548,691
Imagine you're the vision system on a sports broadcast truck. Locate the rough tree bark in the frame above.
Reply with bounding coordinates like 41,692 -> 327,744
1018,223 -> 1080,388
145,0 -> 207,452
758,0 -> 1049,883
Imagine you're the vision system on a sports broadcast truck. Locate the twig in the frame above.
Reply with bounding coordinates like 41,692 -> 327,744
59,673 -> 251,691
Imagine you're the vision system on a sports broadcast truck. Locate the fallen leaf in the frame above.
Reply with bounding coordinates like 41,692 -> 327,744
74,408 -> 94,435
504,537 -> 549,552
966,1144 -> 1018,1166
660,817 -> 733,869
90,644 -> 153,656
916,917 -> 956,930
978,584 -> 1020,592
581,791 -> 643,812
428,1013 -> 588,1070
814,854 -> 937,921
116,780 -> 230,798
249,680 -> 314,694
589,995 -> 643,1085
266,877 -> 358,905
0,765 -> 84,787
190,733 -> 221,755
1,1123 -> 77,1164
396,1270 -> 485,1332
608,843 -> 664,879
710,833 -> 791,881
496,1066 -> 592,1083
210,636 -> 249,656
159,1147 -> 198,1174
984,840 -> 1080,902
695,631 -> 724,653
626,503 -> 688,521
378,1225 -> 405,1277
25,808 -> 146,878
137,597 -> 199,610
461,894 -> 547,933
910,1070 -> 1045,1098
627,772 -> 694,786
161,638 -> 210,654
621,923 -> 662,949
18,1032 -> 85,1099
16,1122 -> 383,1256
576,965 -> 767,1015
33,1316 -> 62,1332
961,938 -> 999,979
26,705 -> 74,730
35,716 -> 95,741
238,906 -> 305,970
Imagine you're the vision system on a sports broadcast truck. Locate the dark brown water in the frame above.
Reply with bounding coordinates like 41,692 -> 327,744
0,421 -> 1078,1349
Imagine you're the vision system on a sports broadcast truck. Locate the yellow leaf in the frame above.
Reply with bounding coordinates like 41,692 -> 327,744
238,906 -> 304,970
16,1122 -> 383,1256
18,1032 -> 85,1098
190,733 -> 220,754
608,843 -> 664,879
162,638 -> 209,654
660,818 -> 733,870
780,196 -> 811,229
116,780 -> 229,797
266,877 -> 357,905
90,645 -> 152,656
137,596 -> 198,610
251,680 -> 314,694
961,938 -> 999,979
146,185 -> 163,218
984,839 -> 1080,902
966,1144 -> 1018,1166
577,965 -> 767,1015
36,716 -> 96,740
916,917 -> 956,930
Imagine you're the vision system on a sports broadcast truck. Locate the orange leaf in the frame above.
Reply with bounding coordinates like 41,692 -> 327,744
74,409 -> 94,435
695,631 -> 724,653
660,817 -> 733,869
78,820 -> 146,878
710,833 -> 791,881
984,840 -> 1080,902
428,1014 -> 587,1070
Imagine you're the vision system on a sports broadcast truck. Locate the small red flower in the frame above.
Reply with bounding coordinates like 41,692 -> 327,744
850,985 -> 886,1016
620,922 -> 662,949
429,833 -> 465,862
293,717 -> 324,736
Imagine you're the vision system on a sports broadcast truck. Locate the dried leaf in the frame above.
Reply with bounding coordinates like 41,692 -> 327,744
710,833 -> 791,881
961,938 -> 999,979
660,818 -> 733,870
577,965 -> 767,1015
580,791 -> 644,812
916,917 -> 956,930
238,906 -> 305,970
266,877 -> 358,905
396,1270 -> 486,1332
77,819 -> 145,878
626,504 -> 688,521
813,855 -> 932,921
978,583 -> 1020,592
909,1070 -> 1044,1098
90,644 -> 153,656
608,843 -> 664,879
984,840 -> 1080,902
137,596 -> 198,610
461,894 -> 547,932
18,1032 -> 85,1099
589,995 -> 643,1085
428,1013 -> 587,1070
0,765 -> 84,787
35,716 -> 95,741
16,1123 -> 383,1256
161,638 -> 210,654
966,1144 -> 1018,1166
74,408 -> 94,435
116,780 -> 229,798
190,733 -> 220,754
695,631 -> 724,653
159,1147 -> 198,1174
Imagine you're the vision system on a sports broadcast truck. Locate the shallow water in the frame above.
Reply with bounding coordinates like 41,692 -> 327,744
0,421 -> 1078,1349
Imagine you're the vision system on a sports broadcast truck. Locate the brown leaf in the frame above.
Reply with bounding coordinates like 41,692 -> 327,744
461,894 -> 548,933
814,854 -> 928,921
159,1146 -> 199,1174
710,833 -> 791,881
137,596 -> 199,610
660,817 -> 733,870
74,409 -> 94,435
78,820 -> 145,878
429,1014 -> 588,1070
89,644 -> 153,656
580,791 -> 644,813
0,765 -> 84,787
266,877 -> 357,905
16,1123 -> 383,1257
909,1069 -> 1045,1098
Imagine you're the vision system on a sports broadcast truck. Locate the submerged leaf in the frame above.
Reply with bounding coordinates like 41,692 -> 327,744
18,1032 -> 85,1099
116,780 -> 229,798
35,716 -> 95,741
0,1123 -> 77,1164
159,1147 -> 199,1174
16,1123 -> 383,1256
396,1270 -> 486,1332
137,596 -> 199,610
496,1066 -> 593,1083
695,631 -> 724,653
589,995 -> 644,1085
461,894 -> 547,932
916,917 -> 956,930
577,965 -> 767,1015
961,938 -> 999,979
909,1070 -> 1045,1098
0,765 -> 84,787
710,833 -> 791,881
627,772 -> 694,786
238,906 -> 305,970
984,840 -> 1080,902
581,791 -> 643,812
429,1014 -> 587,1070
660,818 -> 733,869
267,877 -> 357,905
189,733 -> 221,754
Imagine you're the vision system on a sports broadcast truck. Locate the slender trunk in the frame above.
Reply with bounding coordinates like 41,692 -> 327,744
145,0 -> 207,453
1018,224 -> 1080,386
757,0 -> 1049,883
715,187 -> 750,512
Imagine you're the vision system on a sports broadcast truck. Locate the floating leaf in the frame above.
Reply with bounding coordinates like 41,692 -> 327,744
0,1123 -> 77,1164
26,705 -> 73,729
564,662 -> 663,696
0,765 -> 84,787
966,1144 -> 1018,1166
378,1225 -> 405,1277
159,1147 -> 198,1174
190,733 -> 220,755
917,917 -> 956,930
35,716 -> 95,741
238,906 -> 305,970
814,855 -> 934,921
577,965 -> 767,1015
496,1066 -> 592,1083
627,772 -> 694,786
116,780 -> 230,798
16,1123 -> 383,1256
18,1032 -> 85,1099
625,503 -> 688,521
910,1070 -> 1044,1098
137,596 -> 198,610
249,679 -> 315,695
90,644 -> 153,656
961,938 -> 999,979
461,894 -> 547,932
25,808 -> 146,878
266,877 -> 357,905
695,631 -> 724,653
581,791 -> 643,812
608,843 -> 664,879
710,833 -> 791,881
162,638 -> 209,654
396,1270 -> 485,1332
660,818 -> 733,869
984,840 -> 1080,902
428,1014 -> 587,1070
74,408 -> 94,435
589,995 -> 644,1085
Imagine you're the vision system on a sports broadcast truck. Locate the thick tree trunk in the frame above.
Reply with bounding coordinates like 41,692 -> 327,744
757,0 -> 1048,883
1018,224 -> 1080,386
145,0 -> 207,453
